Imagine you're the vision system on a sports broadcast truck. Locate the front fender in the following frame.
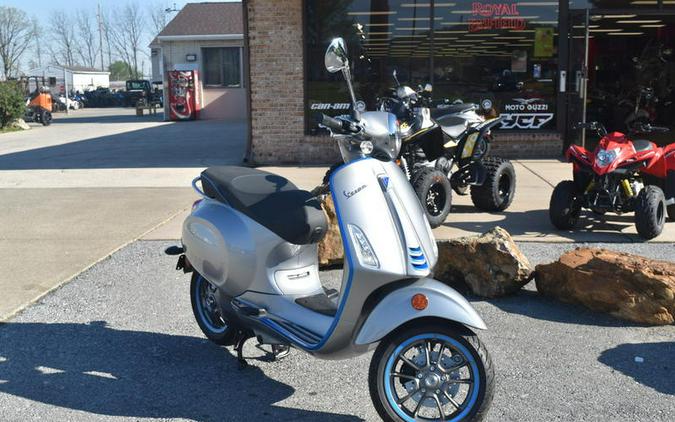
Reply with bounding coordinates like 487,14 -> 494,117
354,278 -> 486,346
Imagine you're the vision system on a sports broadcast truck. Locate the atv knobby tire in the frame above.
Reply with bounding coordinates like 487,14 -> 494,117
635,185 -> 666,240
412,167 -> 452,228
549,180 -> 581,230
470,157 -> 516,211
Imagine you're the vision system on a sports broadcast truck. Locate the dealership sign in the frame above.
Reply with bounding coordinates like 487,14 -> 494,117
469,2 -> 526,32
500,98 -> 554,130
310,102 -> 351,111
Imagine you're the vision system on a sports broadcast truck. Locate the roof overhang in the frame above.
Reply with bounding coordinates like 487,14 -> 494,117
157,34 -> 244,42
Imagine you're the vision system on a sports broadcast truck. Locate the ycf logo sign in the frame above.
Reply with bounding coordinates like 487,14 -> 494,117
500,98 -> 554,130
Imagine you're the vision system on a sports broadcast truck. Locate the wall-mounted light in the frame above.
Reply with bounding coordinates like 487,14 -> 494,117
186,54 -> 197,62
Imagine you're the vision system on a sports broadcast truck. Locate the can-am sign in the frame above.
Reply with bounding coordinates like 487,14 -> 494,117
500,98 -> 554,130
469,2 -> 526,32
310,102 -> 351,111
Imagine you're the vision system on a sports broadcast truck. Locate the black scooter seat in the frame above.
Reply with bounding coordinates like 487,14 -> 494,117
200,166 -> 327,245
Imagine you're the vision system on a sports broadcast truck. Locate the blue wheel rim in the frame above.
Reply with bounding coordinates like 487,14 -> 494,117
383,333 -> 481,421
194,275 -> 227,334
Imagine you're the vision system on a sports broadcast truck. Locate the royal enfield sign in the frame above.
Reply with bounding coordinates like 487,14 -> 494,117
469,2 -> 526,32
500,98 -> 555,130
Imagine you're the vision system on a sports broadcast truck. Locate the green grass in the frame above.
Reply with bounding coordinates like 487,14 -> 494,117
0,126 -> 22,134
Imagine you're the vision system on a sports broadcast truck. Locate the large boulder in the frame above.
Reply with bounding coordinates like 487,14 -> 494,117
435,227 -> 533,298
318,194 -> 343,267
536,248 -> 675,325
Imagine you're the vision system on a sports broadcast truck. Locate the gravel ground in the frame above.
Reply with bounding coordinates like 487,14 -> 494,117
0,240 -> 673,422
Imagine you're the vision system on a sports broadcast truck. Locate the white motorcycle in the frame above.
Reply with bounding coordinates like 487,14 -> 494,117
167,37 -> 494,421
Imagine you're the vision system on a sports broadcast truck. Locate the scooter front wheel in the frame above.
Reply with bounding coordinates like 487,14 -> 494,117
190,273 -> 237,345
369,323 -> 494,422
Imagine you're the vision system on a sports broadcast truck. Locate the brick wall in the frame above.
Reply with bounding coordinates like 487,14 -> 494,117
491,131 -> 563,158
246,0 -> 563,163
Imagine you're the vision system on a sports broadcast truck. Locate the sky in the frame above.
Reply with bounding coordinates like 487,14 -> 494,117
2,0 -> 237,20
3,0 -> 240,75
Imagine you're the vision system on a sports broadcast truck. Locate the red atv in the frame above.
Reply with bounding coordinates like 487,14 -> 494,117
550,122 -> 675,239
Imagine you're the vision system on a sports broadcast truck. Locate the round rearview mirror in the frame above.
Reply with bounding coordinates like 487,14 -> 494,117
325,37 -> 349,73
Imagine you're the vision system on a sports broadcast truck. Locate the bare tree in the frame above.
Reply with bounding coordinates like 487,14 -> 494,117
75,10 -> 100,68
109,4 -> 146,79
50,10 -> 76,66
99,8 -> 114,70
31,16 -> 42,69
0,6 -> 34,79
148,2 -> 167,38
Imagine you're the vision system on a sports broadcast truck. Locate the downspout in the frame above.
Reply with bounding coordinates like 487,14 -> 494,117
242,0 -> 254,164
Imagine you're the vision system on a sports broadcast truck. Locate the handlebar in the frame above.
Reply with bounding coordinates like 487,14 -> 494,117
314,113 -> 359,134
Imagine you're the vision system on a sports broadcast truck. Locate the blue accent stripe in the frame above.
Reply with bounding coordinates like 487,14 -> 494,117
412,263 -> 429,270
260,157 -> 370,351
408,246 -> 422,253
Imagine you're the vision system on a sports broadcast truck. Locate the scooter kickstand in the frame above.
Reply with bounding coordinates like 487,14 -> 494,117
233,331 -> 252,370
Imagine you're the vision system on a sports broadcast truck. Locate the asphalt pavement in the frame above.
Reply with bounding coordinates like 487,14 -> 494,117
0,240 -> 673,422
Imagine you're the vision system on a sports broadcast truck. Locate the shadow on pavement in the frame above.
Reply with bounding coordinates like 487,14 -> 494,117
53,112 -> 166,125
484,289 -> 644,328
598,342 -> 675,395
0,120 -> 246,170
445,207 -> 642,242
0,321 -> 360,421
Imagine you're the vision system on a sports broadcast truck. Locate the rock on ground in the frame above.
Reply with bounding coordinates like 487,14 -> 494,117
536,248 -> 675,325
10,118 -> 30,130
435,227 -> 533,298
318,194 -> 343,267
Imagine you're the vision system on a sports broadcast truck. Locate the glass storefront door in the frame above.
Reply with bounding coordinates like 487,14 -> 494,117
565,4 -> 675,148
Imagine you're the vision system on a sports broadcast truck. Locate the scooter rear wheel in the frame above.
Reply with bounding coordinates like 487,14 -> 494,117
369,322 -> 494,422
190,273 -> 237,345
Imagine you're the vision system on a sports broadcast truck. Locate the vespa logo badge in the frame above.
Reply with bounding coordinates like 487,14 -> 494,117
343,184 -> 367,199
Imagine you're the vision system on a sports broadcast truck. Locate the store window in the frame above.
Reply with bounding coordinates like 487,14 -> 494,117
203,47 -> 242,88
305,0 -> 559,134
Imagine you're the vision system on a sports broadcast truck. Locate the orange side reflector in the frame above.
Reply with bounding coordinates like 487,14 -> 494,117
411,294 -> 428,311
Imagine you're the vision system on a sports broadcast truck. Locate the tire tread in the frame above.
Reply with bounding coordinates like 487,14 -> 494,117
470,157 -> 516,211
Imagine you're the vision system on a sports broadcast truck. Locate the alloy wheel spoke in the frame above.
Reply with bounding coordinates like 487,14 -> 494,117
424,341 -> 432,367
400,355 -> 422,372
391,372 -> 418,381
436,344 -> 448,368
396,388 -> 420,405
433,394 -> 446,421
413,395 -> 425,418
442,389 -> 462,410
446,378 -> 473,385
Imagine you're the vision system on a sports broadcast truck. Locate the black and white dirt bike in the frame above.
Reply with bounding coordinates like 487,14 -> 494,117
377,73 -> 517,227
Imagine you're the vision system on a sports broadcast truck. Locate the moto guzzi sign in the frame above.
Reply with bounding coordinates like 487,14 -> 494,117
500,98 -> 554,130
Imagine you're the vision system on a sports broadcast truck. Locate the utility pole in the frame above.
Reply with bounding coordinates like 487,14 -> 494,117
97,3 -> 105,71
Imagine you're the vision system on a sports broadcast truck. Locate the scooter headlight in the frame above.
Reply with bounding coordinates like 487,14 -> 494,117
596,148 -> 618,167
360,140 -> 374,155
348,224 -> 379,268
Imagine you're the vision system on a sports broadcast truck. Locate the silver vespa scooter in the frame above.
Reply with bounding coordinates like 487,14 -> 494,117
168,38 -> 494,422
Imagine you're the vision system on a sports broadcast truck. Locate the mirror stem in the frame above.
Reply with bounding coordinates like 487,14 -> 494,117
342,67 -> 358,114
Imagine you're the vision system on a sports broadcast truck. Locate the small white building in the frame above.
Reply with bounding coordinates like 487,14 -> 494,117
24,65 -> 110,94
150,2 -> 246,121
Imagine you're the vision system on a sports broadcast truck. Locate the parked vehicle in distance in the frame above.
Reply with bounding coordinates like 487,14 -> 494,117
378,72 -> 516,227
550,121 -> 675,239
168,37 -> 494,422
125,79 -> 162,108
24,86 -> 53,126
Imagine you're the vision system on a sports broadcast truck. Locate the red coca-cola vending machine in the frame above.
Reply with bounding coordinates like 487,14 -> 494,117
168,70 -> 202,120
